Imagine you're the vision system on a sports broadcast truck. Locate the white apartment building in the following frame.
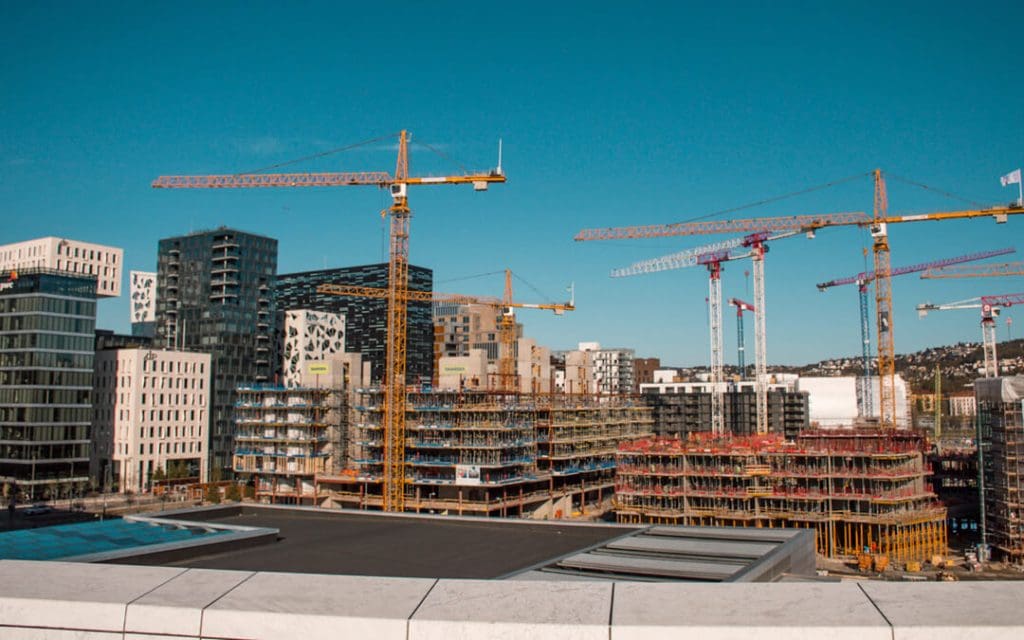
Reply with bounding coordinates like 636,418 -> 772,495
556,342 -> 635,395
92,349 -> 211,493
0,237 -> 123,297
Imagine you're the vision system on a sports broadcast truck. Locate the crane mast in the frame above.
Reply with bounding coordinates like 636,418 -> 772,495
707,260 -> 725,434
384,132 -> 411,511
728,298 -> 756,377
750,238 -> 769,435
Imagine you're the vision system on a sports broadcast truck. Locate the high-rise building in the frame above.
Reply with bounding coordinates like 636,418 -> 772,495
0,237 -> 122,297
274,264 -> 433,385
0,268 -> 97,499
154,227 -> 277,474
92,348 -> 211,493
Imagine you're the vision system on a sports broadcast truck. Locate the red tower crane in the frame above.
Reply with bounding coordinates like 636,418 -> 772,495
729,298 -> 756,378
918,293 -> 1024,378
815,247 -> 1014,416
612,230 -> 799,434
577,169 -> 1024,428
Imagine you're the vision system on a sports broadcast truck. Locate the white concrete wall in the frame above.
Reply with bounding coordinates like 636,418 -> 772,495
0,560 -> 1022,639
797,376 -> 860,427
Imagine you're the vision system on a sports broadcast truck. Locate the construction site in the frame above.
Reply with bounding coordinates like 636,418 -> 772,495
614,429 -> 947,562
317,390 -> 653,517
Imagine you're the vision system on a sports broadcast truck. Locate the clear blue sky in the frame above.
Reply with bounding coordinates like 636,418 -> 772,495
3,1 -> 1023,367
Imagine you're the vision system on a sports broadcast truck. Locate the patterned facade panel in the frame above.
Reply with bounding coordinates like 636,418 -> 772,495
130,270 -> 156,323
283,309 -> 345,387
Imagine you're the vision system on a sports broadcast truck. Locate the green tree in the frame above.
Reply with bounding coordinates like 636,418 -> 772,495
225,483 -> 242,502
152,466 -> 166,483
205,484 -> 221,504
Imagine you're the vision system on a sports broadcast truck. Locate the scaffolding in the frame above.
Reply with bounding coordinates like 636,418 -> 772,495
977,377 -> 1024,564
614,429 -> 947,563
232,385 -> 344,505
317,390 -> 653,517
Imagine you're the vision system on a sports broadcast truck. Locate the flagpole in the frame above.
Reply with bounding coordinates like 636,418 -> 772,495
1018,176 -> 1022,207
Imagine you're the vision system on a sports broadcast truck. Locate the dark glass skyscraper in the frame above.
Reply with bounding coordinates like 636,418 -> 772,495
0,268 -> 96,499
275,264 -> 433,384
155,228 -> 277,474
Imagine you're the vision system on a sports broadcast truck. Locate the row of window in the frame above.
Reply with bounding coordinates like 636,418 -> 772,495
0,425 -> 88,441
0,333 -> 94,351
0,351 -> 93,369
0,297 -> 95,316
130,440 -> 202,456
0,369 -> 91,387
137,424 -> 203,440
0,314 -> 95,334
0,388 -> 91,405
0,406 -> 92,423
0,443 -> 89,460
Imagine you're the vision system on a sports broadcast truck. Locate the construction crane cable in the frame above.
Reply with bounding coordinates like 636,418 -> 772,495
417,140 -> 471,175
513,271 -> 560,304
437,270 -> 507,285
237,132 -> 400,175
885,173 -> 988,209
673,172 -> 871,225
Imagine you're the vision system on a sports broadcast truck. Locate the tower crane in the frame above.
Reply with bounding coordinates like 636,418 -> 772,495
612,230 -> 799,435
921,261 -> 1024,279
917,293 -> 1024,378
729,298 -> 756,379
815,247 -> 1014,416
154,130 -> 506,512
576,169 -> 1024,427
318,269 -> 573,393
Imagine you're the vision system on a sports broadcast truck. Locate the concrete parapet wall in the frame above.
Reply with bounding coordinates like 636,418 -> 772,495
0,560 -> 1023,639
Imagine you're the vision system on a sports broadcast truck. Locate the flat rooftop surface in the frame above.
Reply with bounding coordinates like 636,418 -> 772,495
154,506 -> 636,579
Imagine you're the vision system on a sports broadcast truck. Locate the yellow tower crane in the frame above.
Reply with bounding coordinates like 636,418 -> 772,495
154,130 -> 506,511
318,269 -> 574,394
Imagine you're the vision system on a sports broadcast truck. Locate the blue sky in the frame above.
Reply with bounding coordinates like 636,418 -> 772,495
3,1 -> 1023,366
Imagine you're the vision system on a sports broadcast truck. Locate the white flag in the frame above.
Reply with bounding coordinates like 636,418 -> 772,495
1000,168 -> 1021,187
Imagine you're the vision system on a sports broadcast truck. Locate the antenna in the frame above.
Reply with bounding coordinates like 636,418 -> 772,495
497,138 -> 503,176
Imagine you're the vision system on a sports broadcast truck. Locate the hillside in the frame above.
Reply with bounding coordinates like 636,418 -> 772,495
668,339 -> 1024,395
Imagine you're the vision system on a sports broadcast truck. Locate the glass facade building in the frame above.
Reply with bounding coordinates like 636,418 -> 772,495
0,268 -> 97,499
154,228 -> 277,475
274,264 -> 434,385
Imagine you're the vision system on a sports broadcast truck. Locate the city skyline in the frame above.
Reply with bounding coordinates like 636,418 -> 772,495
4,2 -> 1024,366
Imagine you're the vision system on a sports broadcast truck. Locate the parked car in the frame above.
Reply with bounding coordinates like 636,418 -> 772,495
23,504 -> 52,516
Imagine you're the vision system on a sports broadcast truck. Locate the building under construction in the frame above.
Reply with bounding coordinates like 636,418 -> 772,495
232,385 -> 345,504
976,376 -> 1024,565
317,390 -> 653,517
614,429 -> 947,562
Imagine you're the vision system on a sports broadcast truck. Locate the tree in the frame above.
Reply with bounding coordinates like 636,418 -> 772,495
205,484 -> 221,504
152,466 -> 166,483
225,484 -> 242,502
